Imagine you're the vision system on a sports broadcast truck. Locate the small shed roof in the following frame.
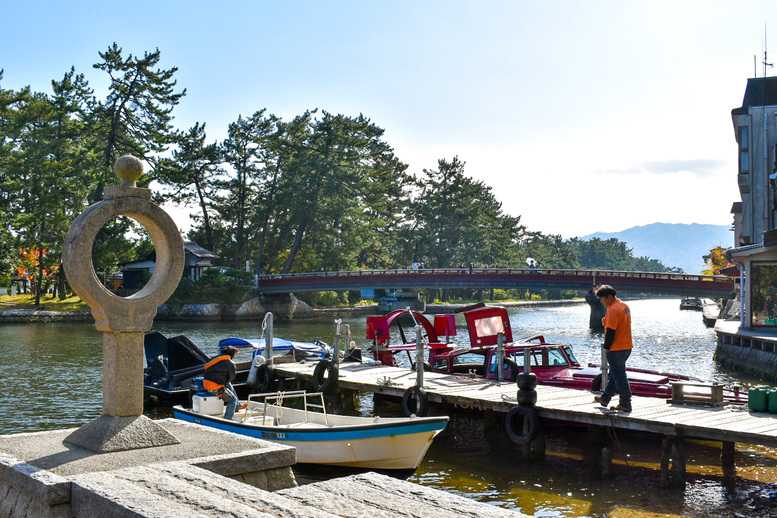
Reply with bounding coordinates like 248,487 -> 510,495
184,241 -> 219,259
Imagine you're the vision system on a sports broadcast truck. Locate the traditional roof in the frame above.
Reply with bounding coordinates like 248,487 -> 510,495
184,241 -> 219,259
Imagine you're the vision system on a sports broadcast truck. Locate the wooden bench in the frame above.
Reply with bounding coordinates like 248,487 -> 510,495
669,381 -> 725,407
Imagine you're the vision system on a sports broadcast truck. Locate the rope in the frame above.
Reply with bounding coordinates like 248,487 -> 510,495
260,312 -> 270,340
605,414 -> 631,470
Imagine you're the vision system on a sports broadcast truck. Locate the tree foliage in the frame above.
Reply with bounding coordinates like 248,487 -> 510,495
0,46 -> 692,304
702,245 -> 732,275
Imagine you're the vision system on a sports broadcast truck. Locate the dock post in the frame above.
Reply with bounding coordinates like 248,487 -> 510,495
266,312 -> 274,366
333,319 -> 342,369
660,435 -> 686,488
415,325 -> 424,388
496,332 -> 505,382
721,441 -> 736,478
587,425 -> 603,473
601,432 -> 613,477
399,325 -> 429,416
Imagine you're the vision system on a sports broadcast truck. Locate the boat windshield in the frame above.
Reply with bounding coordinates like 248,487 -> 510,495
564,346 -> 578,365
507,349 -> 542,367
507,347 -> 570,368
547,348 -> 569,366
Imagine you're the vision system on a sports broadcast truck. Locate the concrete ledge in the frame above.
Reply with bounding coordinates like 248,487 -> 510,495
0,419 -> 295,478
71,470 -> 204,518
279,471 -> 527,517
0,452 -> 70,505
185,440 -> 296,478
155,463 -> 311,513
71,462 -> 327,518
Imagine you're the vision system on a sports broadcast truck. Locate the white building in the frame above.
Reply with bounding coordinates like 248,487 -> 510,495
719,77 -> 777,376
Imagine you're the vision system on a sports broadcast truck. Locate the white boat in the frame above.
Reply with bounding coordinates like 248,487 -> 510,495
173,391 -> 448,470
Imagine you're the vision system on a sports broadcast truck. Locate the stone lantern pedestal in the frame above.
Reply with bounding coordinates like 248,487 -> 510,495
62,155 -> 184,452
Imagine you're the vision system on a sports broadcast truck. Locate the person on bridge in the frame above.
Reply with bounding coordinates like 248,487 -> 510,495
203,345 -> 241,420
593,284 -> 633,412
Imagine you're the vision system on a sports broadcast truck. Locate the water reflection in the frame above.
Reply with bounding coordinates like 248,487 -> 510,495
1,298 -> 775,517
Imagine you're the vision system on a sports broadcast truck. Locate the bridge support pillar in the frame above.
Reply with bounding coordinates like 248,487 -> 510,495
585,289 -> 605,330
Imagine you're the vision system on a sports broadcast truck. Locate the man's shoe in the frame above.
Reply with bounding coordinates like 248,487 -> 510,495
610,404 -> 631,412
594,395 -> 608,407
238,403 -> 248,411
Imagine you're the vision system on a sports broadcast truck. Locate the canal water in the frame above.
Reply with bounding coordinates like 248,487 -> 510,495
1,298 -> 776,517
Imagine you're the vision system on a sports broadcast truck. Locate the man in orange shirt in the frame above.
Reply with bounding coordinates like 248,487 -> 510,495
593,284 -> 633,412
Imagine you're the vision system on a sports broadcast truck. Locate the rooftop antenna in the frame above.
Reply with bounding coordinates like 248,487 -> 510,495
764,23 -> 773,77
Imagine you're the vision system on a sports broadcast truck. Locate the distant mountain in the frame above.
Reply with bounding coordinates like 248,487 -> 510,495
579,223 -> 733,274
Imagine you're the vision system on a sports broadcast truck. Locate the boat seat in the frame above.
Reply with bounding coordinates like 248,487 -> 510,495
245,415 -> 275,426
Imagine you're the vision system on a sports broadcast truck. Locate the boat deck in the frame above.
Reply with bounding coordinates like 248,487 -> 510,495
272,361 -> 777,448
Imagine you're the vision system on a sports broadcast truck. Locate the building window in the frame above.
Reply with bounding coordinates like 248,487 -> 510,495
739,126 -> 750,173
751,262 -> 777,326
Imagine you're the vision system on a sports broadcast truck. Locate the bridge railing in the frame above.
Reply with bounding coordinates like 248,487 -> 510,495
257,268 -> 730,283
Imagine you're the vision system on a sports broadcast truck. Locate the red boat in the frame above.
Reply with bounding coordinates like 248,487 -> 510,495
367,303 -> 747,404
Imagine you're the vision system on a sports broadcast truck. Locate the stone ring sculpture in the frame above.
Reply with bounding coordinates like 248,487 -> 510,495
63,156 -> 184,333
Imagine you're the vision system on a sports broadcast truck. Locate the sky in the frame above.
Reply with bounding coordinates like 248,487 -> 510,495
2,1 -> 775,239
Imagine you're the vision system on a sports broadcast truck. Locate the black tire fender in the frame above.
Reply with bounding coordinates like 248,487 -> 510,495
255,364 -> 274,393
505,405 -> 540,444
592,373 -> 603,392
503,358 -> 520,382
517,388 -> 537,406
516,372 -> 538,390
401,386 -> 429,416
312,360 -> 339,394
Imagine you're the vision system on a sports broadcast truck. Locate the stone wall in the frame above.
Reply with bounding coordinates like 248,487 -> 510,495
715,343 -> 777,381
0,310 -> 92,323
156,294 -> 316,320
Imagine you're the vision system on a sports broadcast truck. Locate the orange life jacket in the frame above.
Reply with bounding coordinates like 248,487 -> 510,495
203,355 -> 233,391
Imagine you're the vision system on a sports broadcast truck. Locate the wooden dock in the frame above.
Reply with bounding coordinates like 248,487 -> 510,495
272,361 -> 773,445
270,360 -> 777,486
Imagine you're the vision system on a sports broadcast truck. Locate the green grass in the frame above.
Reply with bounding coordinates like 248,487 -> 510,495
0,294 -> 89,312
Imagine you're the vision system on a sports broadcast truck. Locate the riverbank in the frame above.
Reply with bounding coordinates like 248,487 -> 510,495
0,294 -> 587,323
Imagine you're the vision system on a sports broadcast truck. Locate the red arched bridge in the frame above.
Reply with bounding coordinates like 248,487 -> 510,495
257,268 -> 735,298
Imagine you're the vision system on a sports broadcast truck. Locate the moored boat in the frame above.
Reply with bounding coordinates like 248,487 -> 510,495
680,297 -> 704,310
173,390 -> 448,470
144,332 -> 330,405
368,303 -> 747,404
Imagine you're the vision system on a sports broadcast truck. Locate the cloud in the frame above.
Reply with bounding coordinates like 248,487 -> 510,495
595,158 -> 727,178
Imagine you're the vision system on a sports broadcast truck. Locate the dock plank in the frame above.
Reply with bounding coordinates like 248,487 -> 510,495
273,362 -> 777,448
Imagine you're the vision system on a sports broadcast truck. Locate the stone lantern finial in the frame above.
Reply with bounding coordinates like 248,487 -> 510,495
114,155 -> 144,187
104,155 -> 151,201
